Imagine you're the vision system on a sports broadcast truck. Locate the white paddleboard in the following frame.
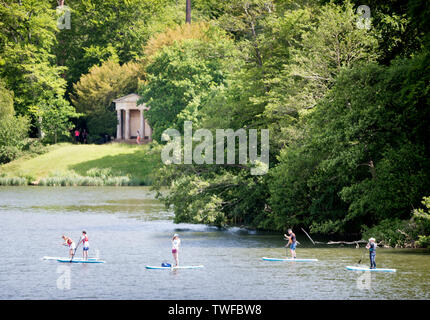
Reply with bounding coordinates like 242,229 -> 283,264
145,265 -> 204,270
262,257 -> 318,262
346,266 -> 396,272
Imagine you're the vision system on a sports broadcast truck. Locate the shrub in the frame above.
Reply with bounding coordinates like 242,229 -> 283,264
411,196 -> 430,248
361,196 -> 430,248
22,139 -> 48,155
0,115 -> 30,164
361,218 -> 417,247
416,235 -> 430,248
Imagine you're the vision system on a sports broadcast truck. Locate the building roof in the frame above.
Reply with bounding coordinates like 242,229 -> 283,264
113,93 -> 141,103
114,93 -> 149,110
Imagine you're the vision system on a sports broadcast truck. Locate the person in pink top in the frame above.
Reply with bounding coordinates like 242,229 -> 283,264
74,129 -> 80,143
136,130 -> 141,145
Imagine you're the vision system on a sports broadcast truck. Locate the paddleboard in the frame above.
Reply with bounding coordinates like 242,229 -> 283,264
262,257 -> 318,262
43,256 -> 98,261
57,259 -> 106,264
346,266 -> 396,272
145,265 -> 204,270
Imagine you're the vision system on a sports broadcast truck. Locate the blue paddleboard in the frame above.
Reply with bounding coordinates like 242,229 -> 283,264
57,259 -> 106,264
145,265 -> 204,270
346,266 -> 396,272
262,257 -> 318,262
43,256 -> 98,261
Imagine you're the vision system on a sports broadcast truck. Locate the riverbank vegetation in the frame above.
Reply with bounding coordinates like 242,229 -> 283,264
144,0 -> 430,247
0,0 -> 428,247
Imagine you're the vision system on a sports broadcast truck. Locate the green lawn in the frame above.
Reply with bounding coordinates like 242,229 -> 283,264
0,143 -> 161,185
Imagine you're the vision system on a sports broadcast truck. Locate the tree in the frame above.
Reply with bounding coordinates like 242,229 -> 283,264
138,24 -> 238,141
0,81 -> 29,163
261,1 -> 379,146
0,0 -> 67,119
269,55 -> 430,234
0,79 -> 14,116
186,0 -> 191,23
71,58 -> 141,140
30,97 -> 81,144
54,0 -> 182,94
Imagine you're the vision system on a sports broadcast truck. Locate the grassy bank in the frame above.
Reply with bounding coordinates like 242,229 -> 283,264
0,142 -> 161,186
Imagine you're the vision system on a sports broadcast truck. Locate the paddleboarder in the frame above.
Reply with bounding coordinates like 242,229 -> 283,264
62,235 -> 76,258
366,237 -> 377,269
79,231 -> 89,260
284,229 -> 297,259
172,234 -> 181,267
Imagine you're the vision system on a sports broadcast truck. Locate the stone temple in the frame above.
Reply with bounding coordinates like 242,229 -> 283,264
113,93 -> 152,142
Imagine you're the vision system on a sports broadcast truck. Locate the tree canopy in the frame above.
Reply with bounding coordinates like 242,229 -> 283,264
1,0 -> 429,244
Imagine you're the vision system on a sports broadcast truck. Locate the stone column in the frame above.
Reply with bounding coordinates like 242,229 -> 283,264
125,109 -> 130,139
140,109 -> 145,140
116,109 -> 122,139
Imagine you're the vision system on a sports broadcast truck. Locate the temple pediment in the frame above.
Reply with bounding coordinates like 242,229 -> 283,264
113,93 -> 149,111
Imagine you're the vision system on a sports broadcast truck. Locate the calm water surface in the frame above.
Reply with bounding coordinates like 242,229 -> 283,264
0,186 -> 429,299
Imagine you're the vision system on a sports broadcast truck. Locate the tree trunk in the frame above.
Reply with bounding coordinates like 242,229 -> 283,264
38,116 -> 45,139
185,0 -> 191,24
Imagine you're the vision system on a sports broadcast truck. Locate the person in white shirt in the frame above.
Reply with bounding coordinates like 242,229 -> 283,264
172,234 -> 181,267
79,231 -> 89,260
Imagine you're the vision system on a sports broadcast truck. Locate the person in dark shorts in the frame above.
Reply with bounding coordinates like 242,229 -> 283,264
79,231 -> 89,260
366,237 -> 377,269
284,229 -> 297,259
74,129 -> 80,143
82,129 -> 88,144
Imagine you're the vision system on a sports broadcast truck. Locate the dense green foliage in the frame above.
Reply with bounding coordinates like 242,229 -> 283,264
54,0 -> 182,90
1,0 -> 429,245
269,58 -> 430,235
0,81 -> 30,163
143,0 -> 430,246
139,24 -> 238,141
71,59 -> 141,140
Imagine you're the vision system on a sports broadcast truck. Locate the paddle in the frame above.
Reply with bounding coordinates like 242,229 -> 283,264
284,234 -> 290,256
283,234 -> 299,257
357,248 -> 367,264
70,238 -> 81,263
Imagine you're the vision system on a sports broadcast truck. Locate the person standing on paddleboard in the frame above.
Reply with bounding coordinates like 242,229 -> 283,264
172,234 -> 181,267
284,229 -> 297,259
62,235 -> 76,258
366,237 -> 377,269
79,231 -> 89,260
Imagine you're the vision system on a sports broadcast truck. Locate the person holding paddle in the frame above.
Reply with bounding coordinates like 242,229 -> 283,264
366,237 -> 377,269
284,229 -> 297,259
62,235 -> 76,258
172,234 -> 181,267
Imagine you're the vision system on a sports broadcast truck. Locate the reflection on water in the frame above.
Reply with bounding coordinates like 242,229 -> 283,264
0,186 -> 429,300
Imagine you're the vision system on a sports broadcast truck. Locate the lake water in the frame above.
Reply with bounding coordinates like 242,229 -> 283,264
0,186 -> 429,299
